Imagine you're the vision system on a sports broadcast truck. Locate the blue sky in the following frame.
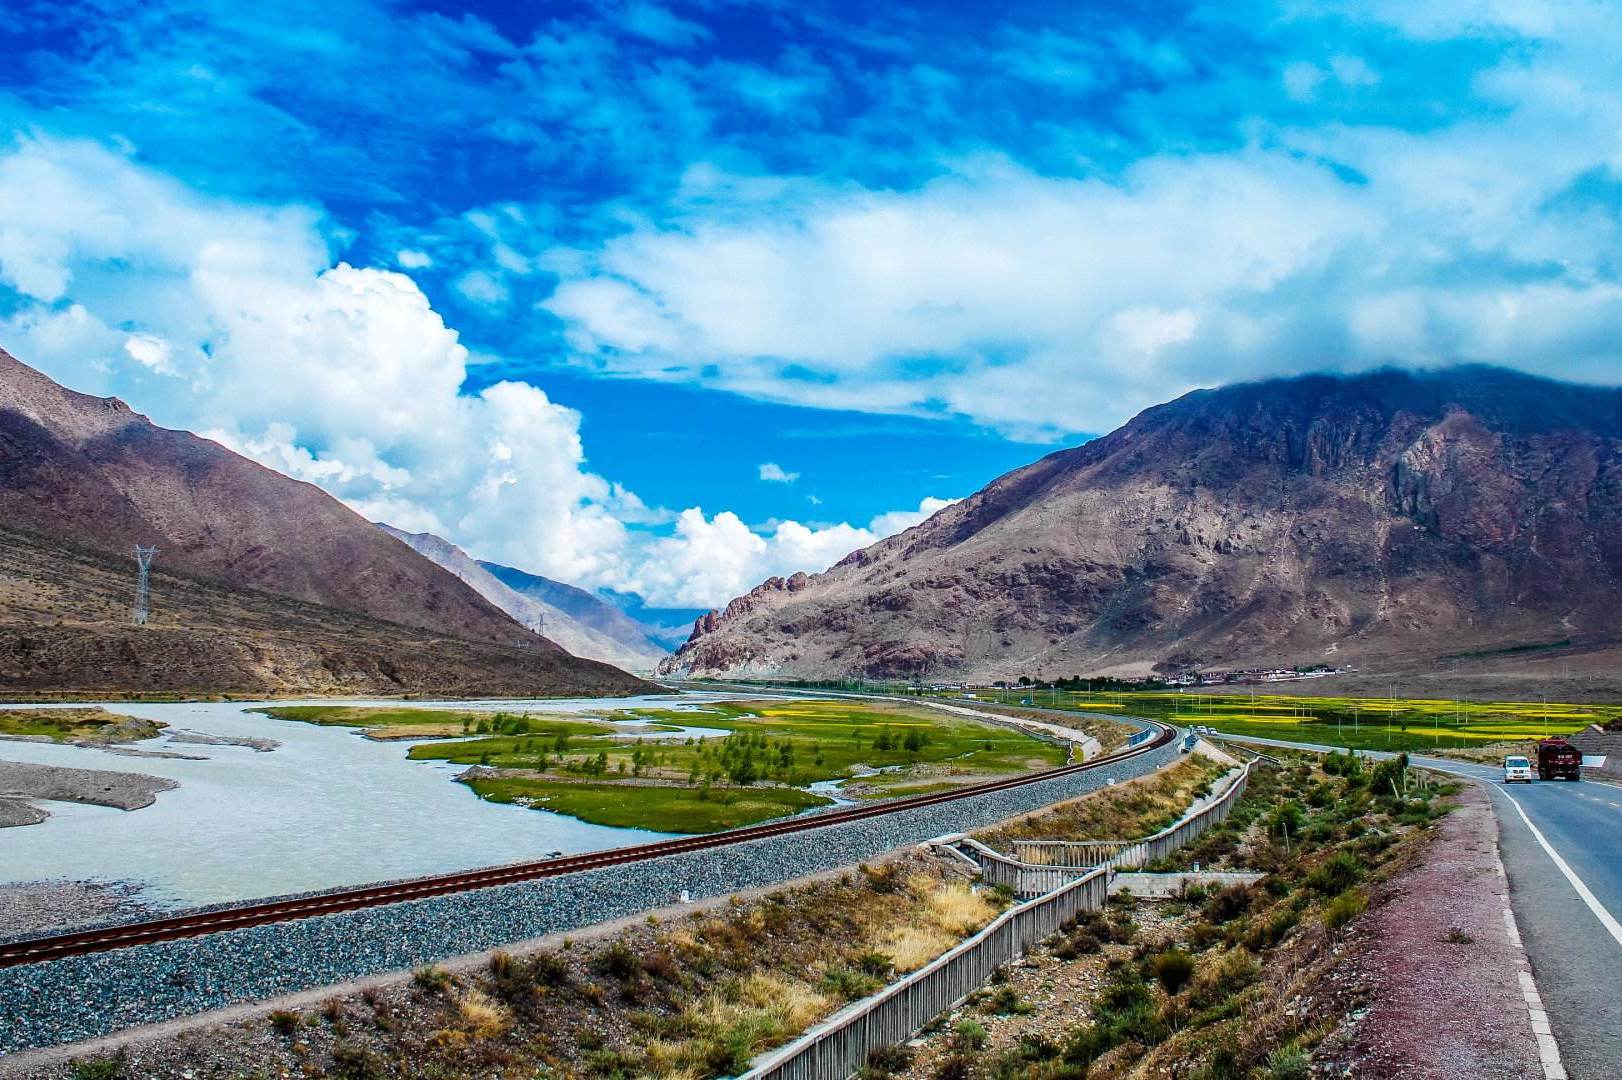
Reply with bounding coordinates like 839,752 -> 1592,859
2,1 -> 1621,606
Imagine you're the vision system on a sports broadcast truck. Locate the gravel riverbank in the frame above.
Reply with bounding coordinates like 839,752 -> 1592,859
0,740 -> 1178,1054
0,882 -> 152,940
0,761 -> 177,827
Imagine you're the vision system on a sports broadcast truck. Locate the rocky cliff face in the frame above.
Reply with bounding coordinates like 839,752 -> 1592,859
0,347 -> 651,696
662,367 -> 1622,681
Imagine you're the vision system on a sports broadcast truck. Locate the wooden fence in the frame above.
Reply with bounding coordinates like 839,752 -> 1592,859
740,759 -> 1256,1080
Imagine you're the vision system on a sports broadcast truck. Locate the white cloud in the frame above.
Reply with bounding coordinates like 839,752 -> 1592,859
454,268 -> 510,306
619,497 -> 958,609
396,248 -> 432,268
122,333 -> 175,375
0,133 -> 944,610
758,461 -> 798,482
538,13 -> 1622,439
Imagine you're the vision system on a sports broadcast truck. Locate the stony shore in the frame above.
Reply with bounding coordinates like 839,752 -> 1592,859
0,882 -> 152,940
0,760 -> 177,828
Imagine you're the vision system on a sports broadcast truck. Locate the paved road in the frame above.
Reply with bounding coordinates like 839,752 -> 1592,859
1213,733 -> 1622,1079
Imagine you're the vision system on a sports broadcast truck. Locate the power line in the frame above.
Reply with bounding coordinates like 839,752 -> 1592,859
132,545 -> 158,626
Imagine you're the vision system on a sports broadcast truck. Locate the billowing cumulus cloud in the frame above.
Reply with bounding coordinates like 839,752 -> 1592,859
0,134 -> 950,607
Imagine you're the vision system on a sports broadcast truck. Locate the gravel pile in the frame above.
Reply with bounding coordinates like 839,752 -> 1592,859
0,742 -> 1176,1054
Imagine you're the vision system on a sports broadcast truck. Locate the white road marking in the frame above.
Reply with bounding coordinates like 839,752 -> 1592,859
1497,837 -> 1566,1079
1500,788 -> 1622,950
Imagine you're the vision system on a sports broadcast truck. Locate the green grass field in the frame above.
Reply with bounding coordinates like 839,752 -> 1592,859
465,775 -> 832,832
921,688 -> 1607,754
251,705 -> 615,740
407,698 -> 1065,787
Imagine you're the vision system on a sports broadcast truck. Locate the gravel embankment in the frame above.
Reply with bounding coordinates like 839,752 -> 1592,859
0,761 -> 177,820
0,741 -> 1177,1053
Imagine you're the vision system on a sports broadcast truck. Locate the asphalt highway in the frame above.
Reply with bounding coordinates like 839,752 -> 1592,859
1212,732 -> 1622,1079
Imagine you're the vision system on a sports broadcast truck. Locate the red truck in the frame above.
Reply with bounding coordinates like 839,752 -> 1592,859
1537,738 -> 1583,781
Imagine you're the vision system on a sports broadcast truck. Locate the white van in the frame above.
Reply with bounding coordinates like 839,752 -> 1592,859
1504,755 -> 1534,784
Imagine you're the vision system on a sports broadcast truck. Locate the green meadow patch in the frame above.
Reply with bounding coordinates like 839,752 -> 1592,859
465,775 -> 832,833
931,688 -> 1602,754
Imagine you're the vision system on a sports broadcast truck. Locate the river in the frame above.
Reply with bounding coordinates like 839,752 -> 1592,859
0,694 -> 744,908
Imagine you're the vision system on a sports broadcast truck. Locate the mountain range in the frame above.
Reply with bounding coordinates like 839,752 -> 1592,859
662,366 -> 1622,687
0,347 -> 650,697
377,525 -> 669,671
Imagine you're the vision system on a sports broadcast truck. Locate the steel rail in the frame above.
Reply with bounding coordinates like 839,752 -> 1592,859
0,719 -> 1174,969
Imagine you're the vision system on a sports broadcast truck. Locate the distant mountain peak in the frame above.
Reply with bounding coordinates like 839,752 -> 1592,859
377,524 -> 668,672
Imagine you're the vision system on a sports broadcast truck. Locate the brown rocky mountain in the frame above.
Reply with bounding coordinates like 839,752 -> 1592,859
662,366 -> 1622,685
0,347 -> 650,696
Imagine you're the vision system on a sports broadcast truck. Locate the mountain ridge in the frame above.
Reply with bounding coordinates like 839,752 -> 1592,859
662,365 -> 1622,683
0,347 -> 650,696
376,524 -> 667,671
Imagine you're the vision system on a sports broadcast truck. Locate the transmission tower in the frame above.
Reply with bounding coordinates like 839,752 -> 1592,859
132,545 -> 158,626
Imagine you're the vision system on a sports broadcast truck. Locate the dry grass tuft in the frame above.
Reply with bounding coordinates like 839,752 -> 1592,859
649,972 -> 832,1075
881,924 -> 958,973
455,988 -> 513,1039
918,878 -> 997,936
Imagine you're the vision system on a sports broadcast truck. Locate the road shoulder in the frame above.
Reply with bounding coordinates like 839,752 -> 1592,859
1321,782 -> 1550,1079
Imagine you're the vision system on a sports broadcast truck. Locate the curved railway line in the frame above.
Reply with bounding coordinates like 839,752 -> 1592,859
0,717 -> 1175,971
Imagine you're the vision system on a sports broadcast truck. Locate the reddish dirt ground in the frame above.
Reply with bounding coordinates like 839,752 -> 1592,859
1334,783 -> 1544,1079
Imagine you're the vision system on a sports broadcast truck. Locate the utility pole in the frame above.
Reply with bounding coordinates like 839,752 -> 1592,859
132,545 -> 158,626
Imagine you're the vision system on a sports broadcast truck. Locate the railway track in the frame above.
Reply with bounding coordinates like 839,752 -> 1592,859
0,719 -> 1175,970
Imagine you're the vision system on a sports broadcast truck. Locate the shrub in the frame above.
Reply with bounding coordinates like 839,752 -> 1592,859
856,951 -> 897,978
821,965 -> 883,999
861,1043 -> 916,1077
1015,1033 -> 1060,1061
985,985 -> 1033,1015
331,1041 -> 387,1080
412,965 -> 452,993
1152,949 -> 1196,996
1053,929 -> 1102,960
1204,883 -> 1260,923
1305,852 -> 1363,896
1323,889 -> 1369,930
1062,969 -> 1165,1067
268,1009 -> 301,1035
600,941 -> 645,981
860,863 -> 904,893
1369,753 -> 1410,798
1266,800 -> 1305,839
1267,1044 -> 1312,1080
1242,909 -> 1299,951
69,1059 -> 123,1080
935,1055 -> 973,1079
1322,748 -> 1361,777
955,1019 -> 989,1049
529,949 -> 571,986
